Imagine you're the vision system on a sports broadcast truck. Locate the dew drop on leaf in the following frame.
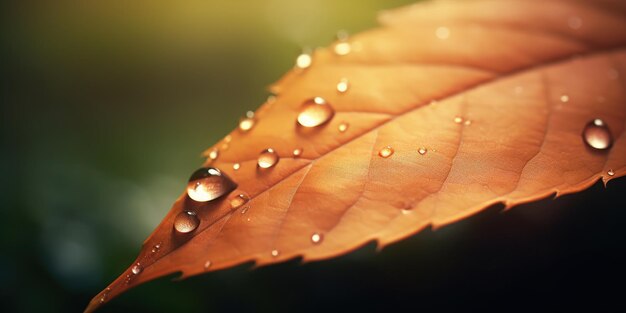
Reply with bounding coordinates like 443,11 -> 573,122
560,94 -> 570,103
233,163 -> 240,171
258,148 -> 279,169
239,116 -> 256,132
334,42 -> 351,56
582,119 -> 613,150
151,243 -> 161,253
295,51 -> 312,69
186,167 -> 235,202
338,122 -> 349,133
311,232 -> 323,244
336,78 -> 350,93
418,148 -> 427,155
292,148 -> 303,157
203,261 -> 212,270
454,116 -> 463,124
174,211 -> 200,234
608,169 -> 615,176
230,193 -> 250,209
297,97 -> 335,127
378,146 -> 394,158
131,263 -> 142,275
208,148 -> 219,161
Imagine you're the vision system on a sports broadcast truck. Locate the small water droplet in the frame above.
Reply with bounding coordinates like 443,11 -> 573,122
378,146 -> 394,158
230,193 -> 250,209
296,51 -> 312,69
240,206 -> 249,214
174,211 -> 200,234
151,242 -> 161,253
418,148 -> 427,155
246,111 -> 255,118
464,120 -> 472,126
271,249 -> 280,257
560,94 -> 570,103
208,149 -> 219,161
568,16 -> 582,30
582,118 -> 613,150
204,260 -> 212,270
258,148 -> 279,169
435,26 -> 450,39
454,116 -> 463,124
125,274 -> 132,284
336,78 -> 350,93
187,167 -> 236,202
223,135 -> 232,143
607,169 -> 615,176
297,97 -> 335,127
239,117 -> 256,132
338,122 -> 349,133
293,148 -> 303,157
334,42 -> 351,56
266,95 -> 277,104
131,263 -> 142,275
311,232 -> 323,244
233,163 -> 240,171
401,209 -> 412,215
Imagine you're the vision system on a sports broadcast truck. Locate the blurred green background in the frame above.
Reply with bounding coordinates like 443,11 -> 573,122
2,1 -> 625,312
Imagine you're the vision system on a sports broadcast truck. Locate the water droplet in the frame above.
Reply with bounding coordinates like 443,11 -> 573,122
293,148 -> 303,157
297,97 -> 335,127
568,16 -> 582,30
258,148 -> 279,169
239,116 -> 256,132
266,95 -> 277,104
337,78 -> 350,93
131,263 -> 142,275
338,122 -> 349,133
204,260 -> 212,270
233,163 -> 240,171
151,242 -> 161,253
378,146 -> 394,158
582,118 -> 613,150
334,42 -> 351,56
560,94 -> 570,103
174,211 -> 200,234
607,169 -> 615,176
296,52 -> 312,69
230,193 -> 250,209
240,206 -> 249,214
435,26 -> 450,39
100,288 -> 111,303
271,249 -> 280,257
208,149 -> 219,161
187,167 -> 236,202
454,116 -> 463,124
418,148 -> 427,155
464,120 -> 472,126
223,135 -> 232,143
311,232 -> 323,244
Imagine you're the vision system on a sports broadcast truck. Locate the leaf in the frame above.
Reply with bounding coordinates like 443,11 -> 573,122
86,0 -> 626,311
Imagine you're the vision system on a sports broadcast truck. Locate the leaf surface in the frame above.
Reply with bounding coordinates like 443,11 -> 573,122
87,0 -> 626,311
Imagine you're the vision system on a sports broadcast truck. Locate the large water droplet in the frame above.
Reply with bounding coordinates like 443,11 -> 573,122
311,232 -> 323,244
187,167 -> 235,202
230,193 -> 250,209
131,263 -> 142,275
337,78 -> 350,93
258,148 -> 279,169
582,119 -> 613,150
297,97 -> 335,127
379,146 -> 394,158
174,211 -> 199,234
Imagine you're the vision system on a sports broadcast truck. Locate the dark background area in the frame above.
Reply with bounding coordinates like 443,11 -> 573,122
1,1 -> 625,312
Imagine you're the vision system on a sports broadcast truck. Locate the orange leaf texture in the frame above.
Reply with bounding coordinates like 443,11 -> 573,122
87,0 -> 626,311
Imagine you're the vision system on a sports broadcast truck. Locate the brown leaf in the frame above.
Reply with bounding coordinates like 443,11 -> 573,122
86,0 -> 626,311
